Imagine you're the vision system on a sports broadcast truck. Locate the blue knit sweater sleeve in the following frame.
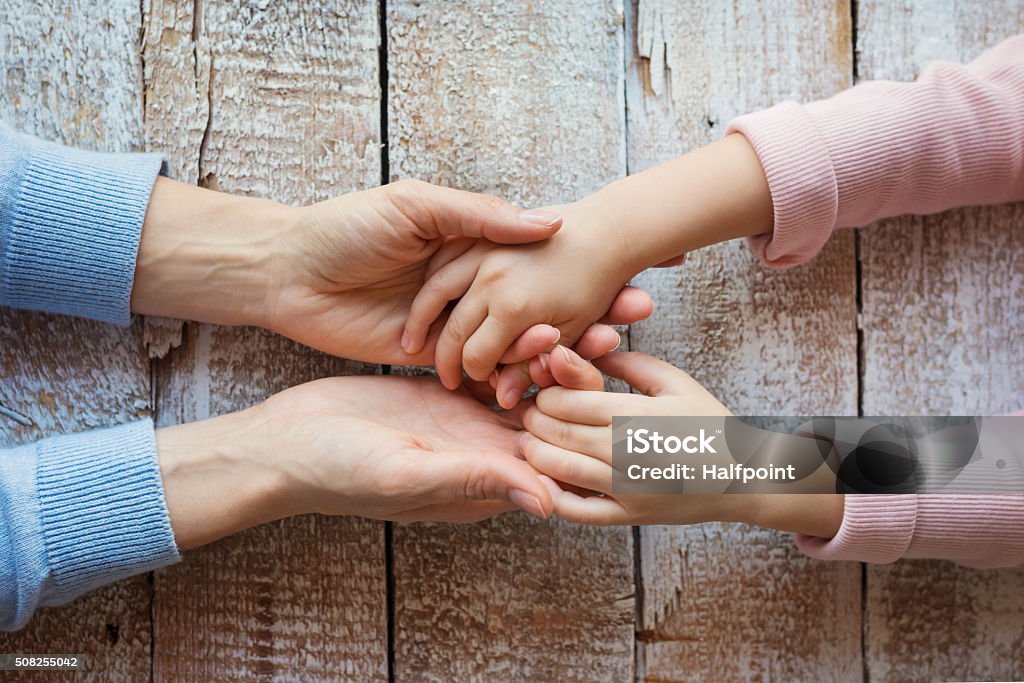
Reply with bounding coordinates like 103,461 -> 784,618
0,123 -> 180,630
0,120 -> 165,323
0,421 -> 181,631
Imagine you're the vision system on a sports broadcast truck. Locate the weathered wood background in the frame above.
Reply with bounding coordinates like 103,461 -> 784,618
1,0 -> 1021,680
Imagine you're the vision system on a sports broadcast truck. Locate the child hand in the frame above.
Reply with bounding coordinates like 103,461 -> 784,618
518,347 -> 737,525
520,348 -> 845,536
400,196 -> 649,390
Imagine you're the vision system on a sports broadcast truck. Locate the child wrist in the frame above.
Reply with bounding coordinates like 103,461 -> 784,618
591,183 -> 686,274
745,494 -> 845,537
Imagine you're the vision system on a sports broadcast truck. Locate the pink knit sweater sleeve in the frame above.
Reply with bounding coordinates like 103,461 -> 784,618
728,36 -> 1024,568
727,34 -> 1024,268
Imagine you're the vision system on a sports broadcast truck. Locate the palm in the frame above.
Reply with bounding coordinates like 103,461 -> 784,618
264,376 -> 528,521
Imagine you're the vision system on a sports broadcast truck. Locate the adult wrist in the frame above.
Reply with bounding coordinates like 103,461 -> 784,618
156,405 -> 297,550
131,177 -> 294,328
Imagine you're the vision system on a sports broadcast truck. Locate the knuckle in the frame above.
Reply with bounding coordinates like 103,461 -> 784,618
423,270 -> 449,295
461,343 -> 491,375
644,381 -> 665,396
385,178 -> 416,203
461,461 -> 492,501
392,177 -> 425,194
480,193 -> 507,212
480,266 -> 509,288
522,435 -> 542,465
554,420 -> 573,447
522,406 -> 539,432
384,179 -> 433,227
498,296 -> 530,320
558,456 -> 579,483
444,315 -> 467,344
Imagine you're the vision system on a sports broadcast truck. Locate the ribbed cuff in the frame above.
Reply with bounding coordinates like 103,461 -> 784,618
727,102 -> 838,268
1,140 -> 165,324
905,495 -> 1024,568
35,420 -> 180,605
794,494 -> 917,564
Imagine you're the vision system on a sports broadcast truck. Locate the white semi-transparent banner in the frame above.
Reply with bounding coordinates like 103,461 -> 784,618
611,417 -> 1024,494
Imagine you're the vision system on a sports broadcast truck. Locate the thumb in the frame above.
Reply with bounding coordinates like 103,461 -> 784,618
592,351 -> 698,396
421,450 -> 553,520
388,179 -> 562,243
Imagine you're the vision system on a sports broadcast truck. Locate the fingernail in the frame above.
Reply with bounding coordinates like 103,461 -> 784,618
517,431 -> 531,456
519,210 -> 561,229
489,372 -> 498,389
502,387 -> 520,408
401,331 -> 411,352
558,345 -> 582,367
549,328 -> 561,350
508,488 -> 547,520
613,331 -> 622,349
538,352 -> 550,372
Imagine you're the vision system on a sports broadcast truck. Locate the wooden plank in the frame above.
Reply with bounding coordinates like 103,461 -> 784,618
387,1 -> 636,680
0,2 -> 156,679
139,0 -> 213,359
625,1 -> 863,680
145,2 -> 389,680
856,3 -> 1024,679
864,556 -> 1024,681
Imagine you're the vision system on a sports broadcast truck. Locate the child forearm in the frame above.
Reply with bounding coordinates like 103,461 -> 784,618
748,494 -> 845,538
595,134 -> 774,273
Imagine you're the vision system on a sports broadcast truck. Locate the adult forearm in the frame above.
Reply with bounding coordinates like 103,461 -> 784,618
595,134 -> 773,274
155,405 -> 297,550
131,177 -> 292,327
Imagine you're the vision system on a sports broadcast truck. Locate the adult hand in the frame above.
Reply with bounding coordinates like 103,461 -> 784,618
157,374 -> 552,550
132,177 -> 653,366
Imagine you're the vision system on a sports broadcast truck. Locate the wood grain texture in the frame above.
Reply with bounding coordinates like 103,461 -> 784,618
145,2 -> 388,680
393,518 -> 635,681
387,1 -> 635,680
139,0 -> 212,360
857,3 -> 1024,680
387,0 -> 626,205
152,327 -> 388,683
626,1 -> 862,680
3,1 -> 1022,679
638,526 -> 861,682
0,2 -> 155,679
